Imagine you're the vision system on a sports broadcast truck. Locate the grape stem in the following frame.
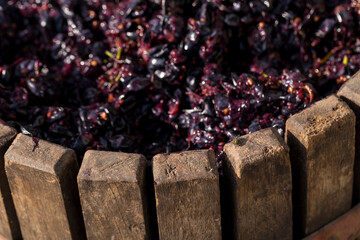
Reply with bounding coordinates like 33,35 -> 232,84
162,0 -> 166,16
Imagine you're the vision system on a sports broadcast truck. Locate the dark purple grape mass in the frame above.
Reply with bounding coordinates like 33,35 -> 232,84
0,0 -> 359,160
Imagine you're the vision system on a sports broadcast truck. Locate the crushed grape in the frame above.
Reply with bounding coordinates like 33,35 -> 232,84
0,0 -> 359,160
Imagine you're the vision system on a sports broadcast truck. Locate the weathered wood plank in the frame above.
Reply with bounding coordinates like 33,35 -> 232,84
337,70 -> 360,204
153,149 -> 222,240
222,127 -> 292,240
4,134 -> 85,240
285,94 -> 355,236
0,125 -> 21,240
77,150 -> 149,240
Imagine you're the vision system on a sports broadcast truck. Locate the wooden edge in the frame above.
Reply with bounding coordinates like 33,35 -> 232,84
153,149 -> 222,239
0,234 -> 8,240
303,204 -> 360,240
4,132 -> 86,239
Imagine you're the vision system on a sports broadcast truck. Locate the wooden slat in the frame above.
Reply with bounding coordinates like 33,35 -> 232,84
78,150 -> 150,240
5,134 -> 86,240
222,127 -> 292,240
285,95 -> 355,236
0,125 -> 21,240
338,70 -> 360,204
153,149 -> 222,240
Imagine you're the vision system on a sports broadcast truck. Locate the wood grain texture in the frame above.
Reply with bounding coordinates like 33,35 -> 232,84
0,125 -> 21,240
153,149 -> 221,240
337,70 -> 360,204
4,134 -> 86,240
223,127 -> 292,240
285,94 -> 355,236
77,150 -> 149,240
